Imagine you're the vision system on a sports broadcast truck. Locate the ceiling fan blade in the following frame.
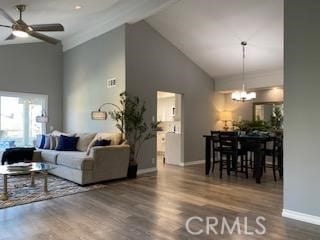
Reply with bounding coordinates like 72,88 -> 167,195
29,24 -> 64,32
5,34 -> 16,40
0,24 -> 11,29
0,8 -> 16,24
27,30 -> 59,44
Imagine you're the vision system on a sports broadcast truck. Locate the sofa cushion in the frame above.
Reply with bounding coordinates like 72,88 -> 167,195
41,150 -> 59,164
76,133 -> 96,152
38,135 -> 46,149
56,151 -> 93,170
56,135 -> 79,151
96,132 -> 122,145
94,139 -> 111,147
44,135 -> 51,149
86,132 -> 122,155
35,135 -> 43,148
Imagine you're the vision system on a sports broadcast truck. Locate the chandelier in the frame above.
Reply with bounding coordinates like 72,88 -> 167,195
231,41 -> 256,102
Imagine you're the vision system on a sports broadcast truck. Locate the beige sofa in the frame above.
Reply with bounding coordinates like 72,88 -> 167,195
37,132 -> 130,185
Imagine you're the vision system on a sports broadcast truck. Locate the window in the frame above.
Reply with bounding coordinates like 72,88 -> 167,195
0,91 -> 47,150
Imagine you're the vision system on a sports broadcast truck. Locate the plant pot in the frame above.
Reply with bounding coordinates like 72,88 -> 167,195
127,164 -> 138,178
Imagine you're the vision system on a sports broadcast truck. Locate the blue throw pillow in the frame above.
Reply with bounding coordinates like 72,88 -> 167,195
94,139 -> 111,147
39,135 -> 46,149
56,135 -> 79,151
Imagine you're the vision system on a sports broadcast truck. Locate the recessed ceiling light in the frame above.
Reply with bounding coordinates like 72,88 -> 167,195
74,5 -> 82,10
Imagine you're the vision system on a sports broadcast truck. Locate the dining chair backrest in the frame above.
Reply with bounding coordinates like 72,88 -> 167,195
211,131 -> 220,136
211,131 -> 220,142
219,131 -> 238,152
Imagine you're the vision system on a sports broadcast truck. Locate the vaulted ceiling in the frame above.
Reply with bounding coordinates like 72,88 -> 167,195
0,0 -> 283,79
147,0 -> 283,78
0,0 -> 177,50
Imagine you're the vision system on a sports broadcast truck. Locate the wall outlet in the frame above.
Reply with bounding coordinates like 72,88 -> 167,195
107,78 -> 116,88
49,126 -> 54,132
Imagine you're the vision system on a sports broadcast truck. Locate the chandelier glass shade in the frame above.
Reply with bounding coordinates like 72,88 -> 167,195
231,41 -> 256,102
231,84 -> 256,101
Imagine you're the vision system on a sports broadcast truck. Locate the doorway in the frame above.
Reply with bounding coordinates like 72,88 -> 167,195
156,91 -> 184,169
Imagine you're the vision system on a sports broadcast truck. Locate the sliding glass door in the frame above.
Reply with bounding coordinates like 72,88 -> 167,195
0,91 -> 47,150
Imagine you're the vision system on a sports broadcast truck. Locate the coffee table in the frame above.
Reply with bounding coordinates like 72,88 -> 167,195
0,162 -> 56,200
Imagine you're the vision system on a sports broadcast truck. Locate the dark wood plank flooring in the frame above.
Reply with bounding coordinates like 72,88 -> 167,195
0,162 -> 319,239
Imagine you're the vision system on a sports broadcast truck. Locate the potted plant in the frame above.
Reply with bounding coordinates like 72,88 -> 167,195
109,92 -> 160,178
233,120 -> 272,132
271,106 -> 283,130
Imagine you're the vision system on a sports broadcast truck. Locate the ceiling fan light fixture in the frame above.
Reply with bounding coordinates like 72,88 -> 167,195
12,29 -> 28,38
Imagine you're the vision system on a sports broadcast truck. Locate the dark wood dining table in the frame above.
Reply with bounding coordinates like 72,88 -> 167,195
203,134 -> 270,184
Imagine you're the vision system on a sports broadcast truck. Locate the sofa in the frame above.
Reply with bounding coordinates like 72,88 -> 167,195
36,131 -> 130,185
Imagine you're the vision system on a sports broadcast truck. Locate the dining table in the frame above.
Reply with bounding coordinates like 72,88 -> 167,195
203,133 -> 270,184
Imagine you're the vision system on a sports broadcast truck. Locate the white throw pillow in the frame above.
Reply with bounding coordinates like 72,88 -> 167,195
76,133 -> 97,152
54,136 -> 60,150
51,130 -> 75,137
49,135 -> 57,150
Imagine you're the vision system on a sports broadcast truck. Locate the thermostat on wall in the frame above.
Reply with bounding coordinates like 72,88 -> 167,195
107,78 -> 116,88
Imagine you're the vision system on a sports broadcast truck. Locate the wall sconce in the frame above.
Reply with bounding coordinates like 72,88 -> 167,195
220,111 -> 232,131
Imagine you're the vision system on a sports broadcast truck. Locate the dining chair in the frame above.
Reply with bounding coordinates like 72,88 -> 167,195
218,131 -> 245,178
265,135 -> 283,181
210,131 -> 220,174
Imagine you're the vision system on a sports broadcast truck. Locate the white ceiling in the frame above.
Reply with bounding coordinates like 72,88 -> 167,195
0,0 -> 178,50
147,0 -> 283,78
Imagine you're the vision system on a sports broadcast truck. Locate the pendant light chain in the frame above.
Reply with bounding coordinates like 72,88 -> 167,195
242,41 -> 246,92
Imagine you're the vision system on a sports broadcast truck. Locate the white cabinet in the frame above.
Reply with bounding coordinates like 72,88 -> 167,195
173,94 -> 181,121
165,133 -> 181,165
157,96 -> 177,122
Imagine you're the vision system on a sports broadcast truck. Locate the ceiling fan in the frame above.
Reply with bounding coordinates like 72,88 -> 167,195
0,4 -> 64,44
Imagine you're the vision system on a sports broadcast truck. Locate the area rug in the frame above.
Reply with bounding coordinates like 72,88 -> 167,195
0,173 -> 108,209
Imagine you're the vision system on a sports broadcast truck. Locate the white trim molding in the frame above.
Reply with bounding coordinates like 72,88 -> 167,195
137,167 -> 157,176
282,209 -> 320,226
179,160 -> 205,167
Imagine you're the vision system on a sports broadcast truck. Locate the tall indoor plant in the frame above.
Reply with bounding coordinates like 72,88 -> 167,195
271,106 -> 284,130
109,92 -> 160,178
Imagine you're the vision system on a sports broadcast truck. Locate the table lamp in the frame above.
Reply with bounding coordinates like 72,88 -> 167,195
220,111 -> 232,131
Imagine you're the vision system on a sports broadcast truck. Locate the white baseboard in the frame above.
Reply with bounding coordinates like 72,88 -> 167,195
282,209 -> 320,226
179,160 -> 205,167
137,167 -> 157,175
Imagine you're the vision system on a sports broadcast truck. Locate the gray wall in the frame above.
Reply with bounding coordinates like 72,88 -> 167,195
63,26 -> 126,133
126,21 -> 215,169
284,0 -> 320,217
0,43 -> 63,131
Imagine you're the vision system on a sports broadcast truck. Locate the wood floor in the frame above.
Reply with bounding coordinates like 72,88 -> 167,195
0,162 -> 319,240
